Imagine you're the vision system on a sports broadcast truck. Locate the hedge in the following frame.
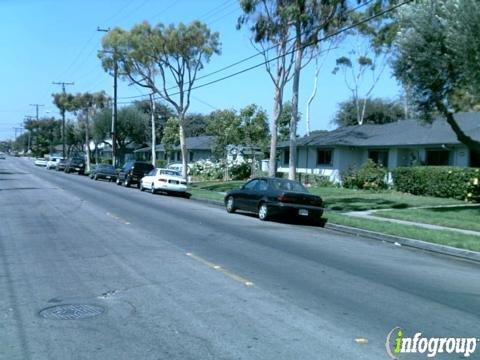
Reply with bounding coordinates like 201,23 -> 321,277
393,166 -> 480,202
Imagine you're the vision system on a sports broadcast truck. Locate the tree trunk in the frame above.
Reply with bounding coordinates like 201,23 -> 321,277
289,24 -> 303,181
441,108 -> 480,152
150,94 -> 156,167
85,112 -> 91,173
306,61 -> 320,136
178,114 -> 188,180
269,87 -> 282,177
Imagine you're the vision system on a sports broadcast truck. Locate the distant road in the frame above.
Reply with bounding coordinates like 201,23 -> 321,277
1,157 -> 479,360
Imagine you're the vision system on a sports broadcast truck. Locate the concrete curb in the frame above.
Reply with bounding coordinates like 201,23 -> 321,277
325,223 -> 480,264
190,196 -> 480,264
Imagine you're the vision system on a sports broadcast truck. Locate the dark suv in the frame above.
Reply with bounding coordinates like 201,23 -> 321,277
64,157 -> 86,174
117,161 -> 154,188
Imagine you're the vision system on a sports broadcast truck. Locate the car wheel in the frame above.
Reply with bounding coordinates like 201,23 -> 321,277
116,178 -> 121,186
124,178 -> 130,187
151,183 -> 156,194
258,202 -> 269,221
225,196 -> 236,213
94,174 -> 98,180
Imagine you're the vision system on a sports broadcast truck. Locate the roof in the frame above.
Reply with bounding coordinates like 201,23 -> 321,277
279,112 -> 480,148
135,135 -> 216,153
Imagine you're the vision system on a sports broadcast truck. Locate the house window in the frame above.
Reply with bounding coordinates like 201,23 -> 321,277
317,149 -> 332,166
283,150 -> 290,165
470,150 -> 480,167
189,151 -> 194,162
426,149 -> 450,166
169,152 -> 175,161
368,149 -> 389,167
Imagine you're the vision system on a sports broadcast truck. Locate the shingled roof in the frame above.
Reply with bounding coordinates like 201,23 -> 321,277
279,112 -> 480,148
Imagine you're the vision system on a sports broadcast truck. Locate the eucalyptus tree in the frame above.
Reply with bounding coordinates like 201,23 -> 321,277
69,92 -> 110,171
99,21 -> 221,178
240,0 -> 348,180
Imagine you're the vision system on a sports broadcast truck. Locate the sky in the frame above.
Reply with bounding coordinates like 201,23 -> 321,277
0,0 -> 402,141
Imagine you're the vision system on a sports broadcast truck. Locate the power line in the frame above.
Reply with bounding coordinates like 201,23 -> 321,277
118,0 -> 375,102
118,0 -> 410,106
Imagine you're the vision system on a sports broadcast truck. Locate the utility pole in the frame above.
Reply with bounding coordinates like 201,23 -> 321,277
97,26 -> 118,167
30,103 -> 44,121
150,92 -> 156,167
52,81 -> 74,158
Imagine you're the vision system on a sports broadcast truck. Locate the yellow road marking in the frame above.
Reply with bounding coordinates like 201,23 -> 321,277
355,338 -> 369,345
186,252 -> 254,287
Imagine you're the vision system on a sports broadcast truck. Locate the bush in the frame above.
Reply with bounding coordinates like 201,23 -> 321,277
229,162 -> 251,180
341,159 -> 387,190
393,166 -> 480,202
156,159 -> 167,168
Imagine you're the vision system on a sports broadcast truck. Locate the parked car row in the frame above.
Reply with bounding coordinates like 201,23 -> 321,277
36,156 -> 325,225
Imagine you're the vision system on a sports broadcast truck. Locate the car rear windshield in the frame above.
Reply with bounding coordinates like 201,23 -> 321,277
98,165 -> 114,170
160,170 -> 181,176
270,179 -> 307,193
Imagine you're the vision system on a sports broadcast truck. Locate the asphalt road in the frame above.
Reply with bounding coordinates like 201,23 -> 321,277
1,156 -> 479,360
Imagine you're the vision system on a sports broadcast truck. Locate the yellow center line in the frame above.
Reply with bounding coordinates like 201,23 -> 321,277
186,252 -> 254,287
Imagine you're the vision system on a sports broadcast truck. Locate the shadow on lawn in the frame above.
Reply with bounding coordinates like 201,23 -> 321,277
325,197 -> 409,212
427,205 -> 480,213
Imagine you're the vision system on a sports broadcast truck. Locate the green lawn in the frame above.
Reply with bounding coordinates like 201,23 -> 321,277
327,212 -> 480,252
374,206 -> 480,232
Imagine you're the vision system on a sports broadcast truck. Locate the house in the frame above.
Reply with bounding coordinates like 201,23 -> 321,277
134,136 -> 216,163
277,112 -> 480,183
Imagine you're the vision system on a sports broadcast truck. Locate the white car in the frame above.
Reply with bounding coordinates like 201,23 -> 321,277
0,152 -> 5,159
34,157 -> 47,166
140,168 -> 188,195
46,157 -> 63,170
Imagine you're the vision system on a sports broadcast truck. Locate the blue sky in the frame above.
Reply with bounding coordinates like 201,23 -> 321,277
0,0 -> 401,140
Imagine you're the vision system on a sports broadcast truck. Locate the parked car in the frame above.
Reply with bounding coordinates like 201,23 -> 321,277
46,157 -> 63,170
116,161 -> 154,188
90,164 -> 117,182
34,157 -> 47,166
64,157 -> 85,174
224,177 -> 325,224
140,168 -> 187,194
167,162 -> 190,175
0,152 -> 6,159
56,159 -> 68,171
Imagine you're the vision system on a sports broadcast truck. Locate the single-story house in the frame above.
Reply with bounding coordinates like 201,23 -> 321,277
277,112 -> 480,183
134,136 -> 216,163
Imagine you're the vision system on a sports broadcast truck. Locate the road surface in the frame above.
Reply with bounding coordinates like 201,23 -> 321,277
1,156 -> 479,359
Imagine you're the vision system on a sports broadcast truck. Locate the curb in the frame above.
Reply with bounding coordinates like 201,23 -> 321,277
190,196 -> 480,264
325,223 -> 480,264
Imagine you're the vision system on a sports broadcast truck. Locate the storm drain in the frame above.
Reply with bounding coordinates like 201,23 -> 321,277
39,304 -> 105,320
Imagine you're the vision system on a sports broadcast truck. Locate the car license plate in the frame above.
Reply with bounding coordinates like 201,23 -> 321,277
299,209 -> 309,216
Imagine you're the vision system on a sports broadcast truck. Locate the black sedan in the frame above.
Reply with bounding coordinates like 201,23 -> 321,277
64,158 -> 85,174
56,159 -> 68,171
224,177 -> 325,224
90,164 -> 117,182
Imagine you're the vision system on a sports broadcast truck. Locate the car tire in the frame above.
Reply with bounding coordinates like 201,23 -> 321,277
124,178 -> 130,187
258,202 -> 270,221
116,178 -> 121,186
151,183 -> 156,194
225,196 -> 236,213
94,174 -> 98,181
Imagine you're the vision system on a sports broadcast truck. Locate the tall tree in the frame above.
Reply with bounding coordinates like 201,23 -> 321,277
99,21 -> 221,178
23,118 -> 62,156
238,104 -> 270,175
206,109 -> 242,160
238,0 -> 295,177
240,0 -> 348,180
391,0 -> 480,151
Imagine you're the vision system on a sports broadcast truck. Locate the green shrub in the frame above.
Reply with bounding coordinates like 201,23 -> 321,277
341,159 -> 387,190
393,166 -> 480,202
230,162 -> 251,180
156,159 -> 167,168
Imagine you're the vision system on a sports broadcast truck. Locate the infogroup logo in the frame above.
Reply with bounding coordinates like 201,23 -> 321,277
385,327 -> 479,359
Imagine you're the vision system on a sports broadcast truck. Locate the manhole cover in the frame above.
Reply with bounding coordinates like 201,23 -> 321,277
39,304 -> 105,320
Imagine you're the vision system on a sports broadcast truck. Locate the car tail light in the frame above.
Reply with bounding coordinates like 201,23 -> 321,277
277,194 -> 294,203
